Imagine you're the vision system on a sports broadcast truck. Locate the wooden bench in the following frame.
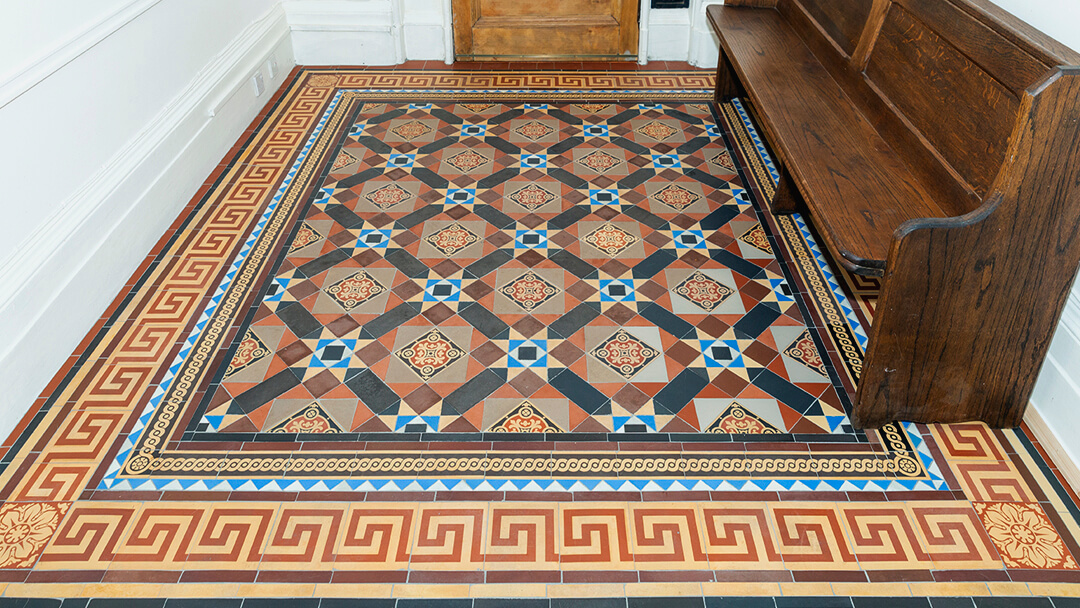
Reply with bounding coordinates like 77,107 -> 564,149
707,0 -> 1080,428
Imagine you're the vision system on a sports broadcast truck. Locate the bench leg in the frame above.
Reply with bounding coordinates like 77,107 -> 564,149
769,167 -> 800,215
715,50 -> 743,103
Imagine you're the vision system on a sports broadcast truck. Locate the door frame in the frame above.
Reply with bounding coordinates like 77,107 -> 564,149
448,0 -> 651,63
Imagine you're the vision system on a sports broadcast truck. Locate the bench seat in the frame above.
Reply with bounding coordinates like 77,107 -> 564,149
710,5 -> 948,275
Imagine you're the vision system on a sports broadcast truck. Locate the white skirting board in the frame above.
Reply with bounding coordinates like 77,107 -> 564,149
1025,401 -> 1080,499
0,4 -> 295,440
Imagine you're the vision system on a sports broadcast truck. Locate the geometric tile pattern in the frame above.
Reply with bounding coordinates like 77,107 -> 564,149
1,69 -> 1079,602
189,95 -> 847,440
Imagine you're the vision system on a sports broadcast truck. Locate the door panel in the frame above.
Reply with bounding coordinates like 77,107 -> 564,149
453,0 -> 639,60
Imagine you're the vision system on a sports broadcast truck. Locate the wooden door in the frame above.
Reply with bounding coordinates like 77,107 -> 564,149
452,0 -> 639,60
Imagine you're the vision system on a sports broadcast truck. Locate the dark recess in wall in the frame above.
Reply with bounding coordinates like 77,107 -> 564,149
652,0 -> 691,8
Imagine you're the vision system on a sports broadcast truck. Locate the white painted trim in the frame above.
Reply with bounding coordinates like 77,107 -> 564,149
639,0 -> 651,65
0,4 -> 294,436
390,0 -> 406,65
443,0 -> 454,64
0,0 -> 165,110
1060,291 -> 1080,342
1024,403 -> 1080,499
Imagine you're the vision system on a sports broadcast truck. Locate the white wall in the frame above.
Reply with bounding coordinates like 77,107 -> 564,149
988,0 -> 1080,469
0,0 -> 294,438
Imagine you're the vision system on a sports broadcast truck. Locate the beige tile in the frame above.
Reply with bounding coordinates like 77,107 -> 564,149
547,583 -> 627,597
80,583 -> 162,598
392,584 -> 471,598
780,581 -> 834,596
908,582 -> 990,597
5,583 -> 85,598
624,582 -> 704,597
161,584 -> 241,598
314,583 -> 393,598
470,583 -> 548,597
235,583 -> 316,597
832,582 -> 910,596
701,582 -> 780,596
986,582 -> 1032,596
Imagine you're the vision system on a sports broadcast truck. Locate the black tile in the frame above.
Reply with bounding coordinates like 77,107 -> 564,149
489,108 -> 525,124
337,167 -> 388,190
653,368 -> 709,415
297,249 -> 351,278
0,601 -> 27,608
705,598 -> 775,608
774,599 -> 852,608
465,250 -> 515,279
443,370 -> 505,414
611,136 -> 650,156
477,167 -> 521,190
629,599 -> 705,608
487,137 -> 522,156
352,136 -> 395,156
430,108 -> 464,124
416,136 -> 456,155
548,206 -> 592,231
459,302 -> 510,339
677,137 -> 710,155
233,369 -> 301,413
384,249 -> 430,278
319,600 -> 397,608
638,302 -> 695,338
853,599 -> 931,608
617,168 -> 655,190
685,166 -> 729,190
241,601 -> 320,608
928,600 -> 975,608
548,136 -> 585,156
664,108 -> 703,125
325,204 -> 366,229
396,602 -> 473,608
1053,599 -> 1080,608
276,301 -> 324,338
749,368 -> 818,413
87,601 -> 166,608
166,601 -> 243,608
549,303 -> 602,339
548,108 -> 583,125
608,109 -> 638,124
60,601 -> 90,608
549,167 -> 589,190
550,249 -> 596,279
23,601 -> 65,608
710,248 -> 764,279
475,204 -> 516,229
346,369 -> 401,414
700,205 -> 740,230
974,599 -> 1053,608
550,369 -> 609,414
632,249 -> 678,279
397,204 -> 445,229
364,302 -> 421,338
733,303 -> 782,339
412,166 -> 450,190
623,206 -> 669,230
552,601 -> 625,608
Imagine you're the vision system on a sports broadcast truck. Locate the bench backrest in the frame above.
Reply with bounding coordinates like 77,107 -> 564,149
777,0 -> 1080,214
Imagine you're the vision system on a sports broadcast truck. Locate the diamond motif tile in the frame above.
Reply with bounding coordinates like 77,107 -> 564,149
673,271 -> 735,312
424,223 -> 481,256
499,271 -> 561,312
590,329 -> 660,380
395,328 -> 466,381
323,270 -> 387,311
583,223 -> 637,256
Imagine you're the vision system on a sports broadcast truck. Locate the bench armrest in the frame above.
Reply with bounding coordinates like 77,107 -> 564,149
854,67 -> 1080,427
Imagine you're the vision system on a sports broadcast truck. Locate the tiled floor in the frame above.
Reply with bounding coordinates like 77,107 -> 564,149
1,66 -> 1079,604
